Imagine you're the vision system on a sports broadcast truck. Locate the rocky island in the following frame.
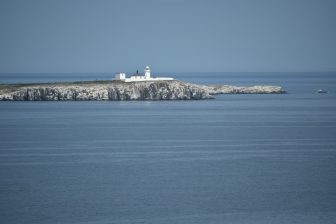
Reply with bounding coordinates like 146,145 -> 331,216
0,80 -> 285,101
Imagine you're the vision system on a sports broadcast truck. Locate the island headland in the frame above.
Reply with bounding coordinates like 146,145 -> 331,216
0,66 -> 285,101
0,80 -> 285,101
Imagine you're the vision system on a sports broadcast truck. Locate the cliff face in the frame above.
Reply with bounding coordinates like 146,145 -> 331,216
0,80 -> 286,101
0,80 -> 213,101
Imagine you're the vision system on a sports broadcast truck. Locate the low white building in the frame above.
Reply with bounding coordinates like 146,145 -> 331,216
115,66 -> 174,82
115,73 -> 126,81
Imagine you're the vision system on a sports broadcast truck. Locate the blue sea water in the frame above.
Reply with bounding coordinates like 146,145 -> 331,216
0,72 -> 336,224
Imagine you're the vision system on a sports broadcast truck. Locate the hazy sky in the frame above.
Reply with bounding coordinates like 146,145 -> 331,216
0,0 -> 335,73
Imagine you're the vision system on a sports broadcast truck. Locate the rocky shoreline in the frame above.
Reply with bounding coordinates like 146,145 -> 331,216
0,80 -> 285,101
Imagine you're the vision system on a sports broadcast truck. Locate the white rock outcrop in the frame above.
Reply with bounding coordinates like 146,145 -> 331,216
194,84 -> 286,94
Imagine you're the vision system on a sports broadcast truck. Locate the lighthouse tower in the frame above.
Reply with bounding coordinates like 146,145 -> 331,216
144,66 -> 151,79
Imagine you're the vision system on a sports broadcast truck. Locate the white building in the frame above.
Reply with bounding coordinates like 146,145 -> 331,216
115,66 -> 174,82
115,73 -> 126,81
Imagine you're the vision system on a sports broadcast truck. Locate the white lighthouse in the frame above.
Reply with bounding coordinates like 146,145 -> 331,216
144,66 -> 151,79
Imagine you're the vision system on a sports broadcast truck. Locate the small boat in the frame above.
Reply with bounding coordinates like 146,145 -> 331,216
317,89 -> 328,94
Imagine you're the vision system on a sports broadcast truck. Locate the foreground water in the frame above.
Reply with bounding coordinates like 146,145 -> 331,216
0,73 -> 336,223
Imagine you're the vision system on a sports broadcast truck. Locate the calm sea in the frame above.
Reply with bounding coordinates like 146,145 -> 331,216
0,72 -> 336,224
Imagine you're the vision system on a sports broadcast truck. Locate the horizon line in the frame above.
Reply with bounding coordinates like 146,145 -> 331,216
1,71 -> 336,74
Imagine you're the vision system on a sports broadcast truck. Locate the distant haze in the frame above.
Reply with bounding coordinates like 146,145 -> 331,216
0,0 -> 335,73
